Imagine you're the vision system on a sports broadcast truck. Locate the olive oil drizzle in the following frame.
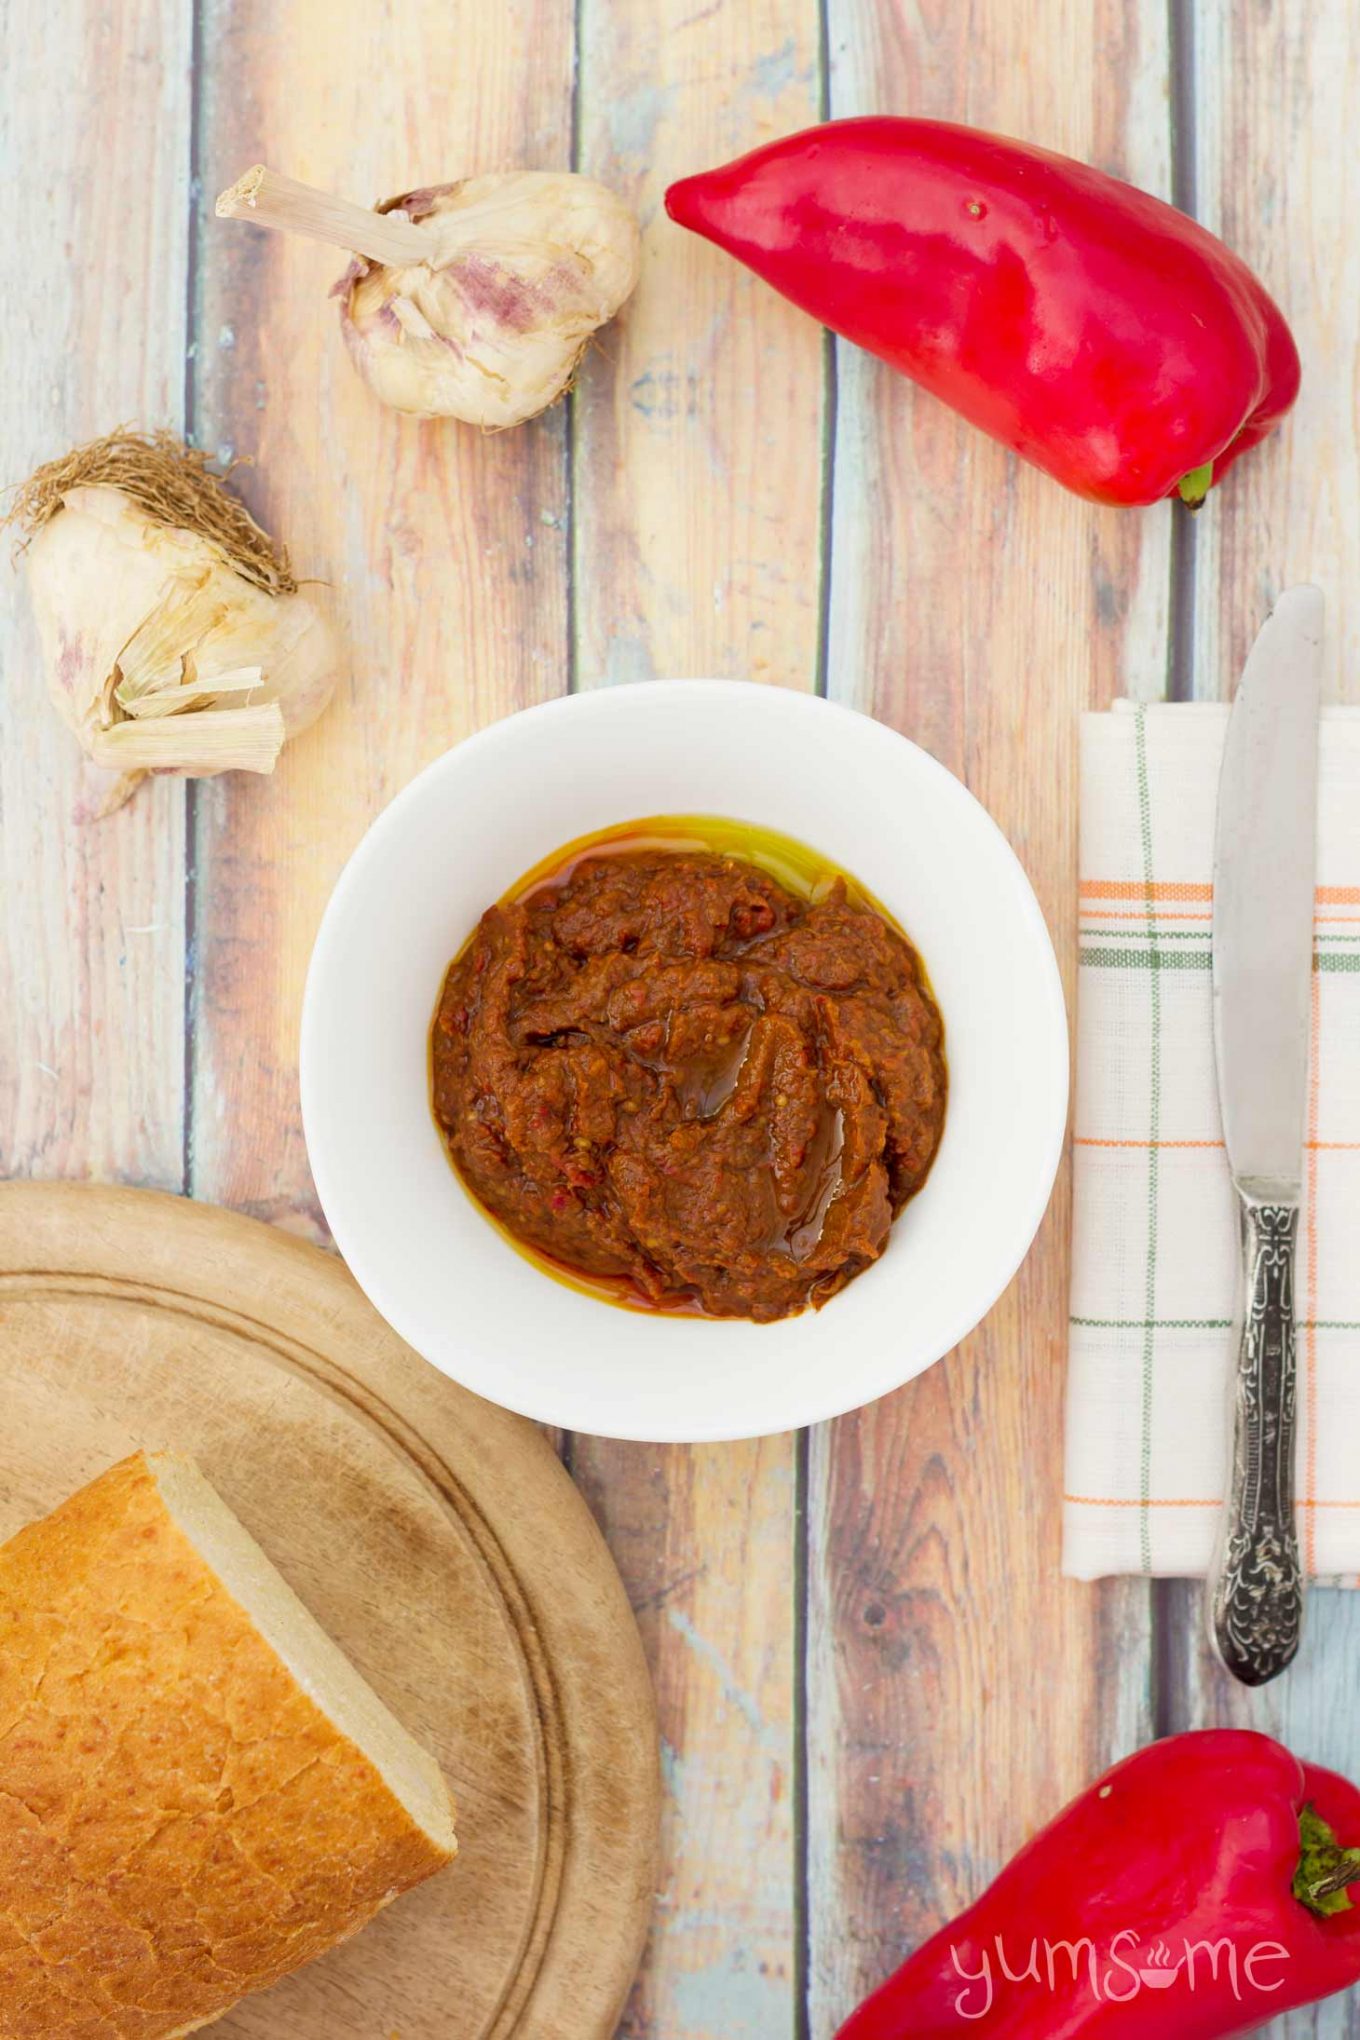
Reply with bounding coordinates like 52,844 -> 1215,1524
507,813 -> 904,926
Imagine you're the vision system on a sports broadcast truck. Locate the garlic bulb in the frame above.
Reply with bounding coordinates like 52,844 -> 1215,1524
216,165 -> 641,428
5,433 -> 338,811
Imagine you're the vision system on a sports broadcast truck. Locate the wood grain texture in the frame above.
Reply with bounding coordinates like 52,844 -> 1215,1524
569,7 -> 824,2035
1193,0 -> 1360,706
806,2 -> 1172,2027
0,1181 -> 659,2039
573,0 -> 826,690
188,0 -> 577,1227
571,1435 -> 799,2040
0,0 -> 189,1191
1165,7 -> 1360,2033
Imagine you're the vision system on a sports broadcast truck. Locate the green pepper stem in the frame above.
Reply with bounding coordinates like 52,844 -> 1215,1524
1176,462 -> 1215,509
1295,1803 -> 1360,1918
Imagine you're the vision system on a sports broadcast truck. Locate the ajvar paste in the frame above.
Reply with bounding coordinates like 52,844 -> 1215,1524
431,830 -> 946,1321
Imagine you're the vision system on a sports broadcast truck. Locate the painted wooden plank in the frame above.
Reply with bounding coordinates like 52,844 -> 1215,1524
187,0 -> 576,1228
1192,0 -> 1360,707
571,1435 -> 801,2039
1168,4 -> 1360,2032
0,0 -> 190,1191
573,0 -> 827,691
571,5 -> 825,2035
808,2 -> 1175,2029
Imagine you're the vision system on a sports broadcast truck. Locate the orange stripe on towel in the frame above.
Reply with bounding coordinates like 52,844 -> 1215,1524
1064,1493 -> 1220,1508
1079,881 -> 1360,905
1079,908 -> 1360,924
1073,1137 -> 1224,1150
1079,881 -> 1213,902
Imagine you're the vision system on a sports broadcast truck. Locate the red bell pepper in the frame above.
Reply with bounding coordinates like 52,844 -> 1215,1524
835,1731 -> 1360,2037
665,119 -> 1300,508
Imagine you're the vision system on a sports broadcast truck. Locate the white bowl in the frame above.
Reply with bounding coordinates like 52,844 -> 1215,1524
301,681 -> 1067,1441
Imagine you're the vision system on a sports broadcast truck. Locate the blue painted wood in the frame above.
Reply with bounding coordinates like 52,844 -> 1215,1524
0,0 -> 190,1195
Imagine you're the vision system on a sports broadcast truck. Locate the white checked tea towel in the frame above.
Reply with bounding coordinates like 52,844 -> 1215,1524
1064,702 -> 1360,1584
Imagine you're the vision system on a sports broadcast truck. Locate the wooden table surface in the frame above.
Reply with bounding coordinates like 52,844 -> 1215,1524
3,2 -> 1358,2035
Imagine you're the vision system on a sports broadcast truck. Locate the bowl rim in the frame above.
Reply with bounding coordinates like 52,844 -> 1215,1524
301,680 -> 1070,1440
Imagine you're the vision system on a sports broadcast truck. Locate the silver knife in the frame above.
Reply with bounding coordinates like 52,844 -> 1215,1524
1208,583 -> 1324,1686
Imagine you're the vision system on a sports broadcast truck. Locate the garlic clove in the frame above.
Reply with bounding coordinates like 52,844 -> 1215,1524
341,174 -> 641,426
205,587 -> 339,738
6,433 -> 340,808
25,490 -> 339,757
218,165 -> 641,428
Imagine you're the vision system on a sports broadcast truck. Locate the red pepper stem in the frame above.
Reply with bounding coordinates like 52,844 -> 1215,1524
1177,461 -> 1215,509
1314,1863 -> 1360,1900
1295,1802 -> 1360,1918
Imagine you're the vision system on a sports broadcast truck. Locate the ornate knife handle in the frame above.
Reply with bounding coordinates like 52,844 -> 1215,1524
1209,1198 -> 1304,1686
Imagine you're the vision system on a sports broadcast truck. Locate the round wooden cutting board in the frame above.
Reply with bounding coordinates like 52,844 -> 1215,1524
0,1182 -> 659,2040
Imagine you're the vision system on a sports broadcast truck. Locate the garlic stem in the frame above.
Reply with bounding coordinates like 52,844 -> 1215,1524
215,165 -> 429,268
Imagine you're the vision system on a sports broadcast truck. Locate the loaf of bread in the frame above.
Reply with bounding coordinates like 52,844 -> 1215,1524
0,1451 -> 457,2037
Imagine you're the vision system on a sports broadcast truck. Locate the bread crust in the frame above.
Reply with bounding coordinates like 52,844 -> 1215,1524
0,1454 -> 455,2039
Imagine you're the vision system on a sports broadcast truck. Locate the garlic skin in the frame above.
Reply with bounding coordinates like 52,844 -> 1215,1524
338,173 -> 641,426
23,484 -> 338,800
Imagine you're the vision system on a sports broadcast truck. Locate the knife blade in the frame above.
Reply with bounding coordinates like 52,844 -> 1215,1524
1208,583 -> 1324,1687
